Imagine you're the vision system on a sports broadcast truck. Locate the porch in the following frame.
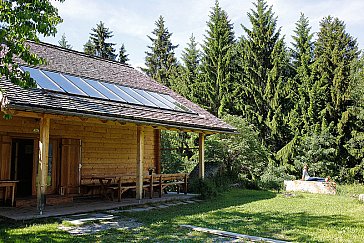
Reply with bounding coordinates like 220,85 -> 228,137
0,192 -> 198,220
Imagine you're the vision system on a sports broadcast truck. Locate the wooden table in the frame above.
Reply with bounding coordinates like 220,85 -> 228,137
0,180 -> 19,207
82,175 -> 118,199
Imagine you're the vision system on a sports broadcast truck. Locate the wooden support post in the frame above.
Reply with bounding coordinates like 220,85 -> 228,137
37,116 -> 50,214
136,126 -> 144,200
154,129 -> 161,174
198,133 -> 205,179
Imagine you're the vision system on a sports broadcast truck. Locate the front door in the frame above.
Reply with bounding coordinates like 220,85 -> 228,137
11,139 -> 34,197
11,138 -> 59,197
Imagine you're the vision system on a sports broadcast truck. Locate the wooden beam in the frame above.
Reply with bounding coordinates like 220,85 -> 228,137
154,129 -> 161,174
136,126 -> 144,200
37,116 -> 50,214
198,133 -> 205,179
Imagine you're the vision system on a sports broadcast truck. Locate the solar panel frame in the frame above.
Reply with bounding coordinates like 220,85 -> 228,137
63,74 -> 107,99
20,65 -> 196,114
42,70 -> 87,96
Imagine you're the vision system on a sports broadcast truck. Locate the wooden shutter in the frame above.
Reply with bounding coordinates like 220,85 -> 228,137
0,135 -> 11,180
60,138 -> 81,194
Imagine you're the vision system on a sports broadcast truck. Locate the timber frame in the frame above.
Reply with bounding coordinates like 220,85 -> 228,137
0,41 -> 236,213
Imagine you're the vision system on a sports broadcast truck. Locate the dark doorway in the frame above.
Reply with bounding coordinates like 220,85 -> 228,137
11,139 -> 34,197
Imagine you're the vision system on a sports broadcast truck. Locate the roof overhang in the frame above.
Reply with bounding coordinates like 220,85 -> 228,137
7,104 -> 238,135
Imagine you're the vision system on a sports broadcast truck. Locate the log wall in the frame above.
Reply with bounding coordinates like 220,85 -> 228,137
0,115 -> 159,186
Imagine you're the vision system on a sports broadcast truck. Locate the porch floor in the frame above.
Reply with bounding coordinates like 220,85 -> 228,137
0,193 -> 198,221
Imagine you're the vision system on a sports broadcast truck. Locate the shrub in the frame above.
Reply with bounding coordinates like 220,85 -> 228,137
259,162 -> 295,191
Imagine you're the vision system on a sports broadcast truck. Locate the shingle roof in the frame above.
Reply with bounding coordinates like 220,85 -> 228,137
1,41 -> 236,133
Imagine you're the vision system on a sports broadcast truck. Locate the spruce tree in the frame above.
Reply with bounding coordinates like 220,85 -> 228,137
200,0 -> 235,117
237,0 -> 289,153
87,21 -> 117,60
308,16 -> 359,179
143,16 -> 179,87
58,33 -> 72,49
118,44 -> 129,64
289,13 -> 314,135
169,34 -> 201,102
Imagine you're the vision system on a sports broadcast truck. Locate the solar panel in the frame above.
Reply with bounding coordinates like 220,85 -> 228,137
20,66 -> 194,113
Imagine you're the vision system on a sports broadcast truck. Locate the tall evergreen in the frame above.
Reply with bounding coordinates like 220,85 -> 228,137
118,44 -> 129,64
85,21 -> 117,60
308,16 -> 359,179
200,0 -> 235,117
237,0 -> 290,153
143,16 -> 179,87
288,13 -> 314,135
83,38 -> 95,55
169,34 -> 201,102
58,33 -> 72,49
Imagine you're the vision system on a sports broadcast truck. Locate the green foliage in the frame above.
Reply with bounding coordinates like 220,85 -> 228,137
205,115 -> 269,187
236,0 -> 291,153
169,34 -> 201,103
84,21 -> 116,60
58,33 -> 72,49
200,0 -> 236,117
160,130 -> 197,174
188,178 -> 218,199
118,43 -> 129,64
0,0 -> 63,88
293,128 -> 337,179
143,16 -> 178,87
259,162 -> 294,191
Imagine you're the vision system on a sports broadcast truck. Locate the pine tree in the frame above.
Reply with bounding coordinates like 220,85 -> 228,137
58,33 -> 72,49
200,0 -> 235,117
86,21 -> 117,60
118,44 -> 129,64
169,34 -> 201,102
143,15 -> 179,87
237,0 -> 290,153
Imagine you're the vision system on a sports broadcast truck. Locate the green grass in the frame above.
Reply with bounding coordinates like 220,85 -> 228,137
0,185 -> 363,242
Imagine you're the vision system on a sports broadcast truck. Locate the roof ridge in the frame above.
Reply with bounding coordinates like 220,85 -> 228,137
26,40 -> 134,69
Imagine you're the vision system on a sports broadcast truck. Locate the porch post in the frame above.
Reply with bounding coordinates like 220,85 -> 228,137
198,133 -> 205,179
37,116 -> 50,214
136,126 -> 144,200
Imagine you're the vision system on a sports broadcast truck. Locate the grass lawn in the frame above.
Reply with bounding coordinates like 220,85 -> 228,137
0,186 -> 363,242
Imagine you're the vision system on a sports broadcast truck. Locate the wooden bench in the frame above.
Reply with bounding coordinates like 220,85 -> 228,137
152,173 -> 188,198
107,175 -> 152,201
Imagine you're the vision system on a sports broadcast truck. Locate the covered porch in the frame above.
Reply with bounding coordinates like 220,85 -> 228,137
0,110 -> 207,214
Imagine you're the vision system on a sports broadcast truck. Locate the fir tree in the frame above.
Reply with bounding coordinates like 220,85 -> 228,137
58,33 -> 72,49
237,0 -> 290,153
143,16 -> 179,87
87,21 -> 117,60
118,44 -> 129,64
200,0 -> 236,117
169,34 -> 201,102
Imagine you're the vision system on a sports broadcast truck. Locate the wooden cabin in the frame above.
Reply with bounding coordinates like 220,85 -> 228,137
0,41 -> 236,211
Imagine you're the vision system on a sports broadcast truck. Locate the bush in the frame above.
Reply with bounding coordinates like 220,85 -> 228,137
258,163 -> 295,191
189,178 -> 218,199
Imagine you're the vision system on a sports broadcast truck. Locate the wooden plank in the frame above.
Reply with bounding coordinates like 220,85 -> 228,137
136,126 -> 144,200
37,116 -> 50,214
198,133 -> 205,179
0,135 -> 11,180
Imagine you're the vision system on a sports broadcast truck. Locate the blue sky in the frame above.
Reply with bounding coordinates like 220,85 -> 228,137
43,0 -> 364,68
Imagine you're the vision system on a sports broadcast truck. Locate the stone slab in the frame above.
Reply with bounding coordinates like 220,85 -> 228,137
359,194 -> 364,202
284,180 -> 336,195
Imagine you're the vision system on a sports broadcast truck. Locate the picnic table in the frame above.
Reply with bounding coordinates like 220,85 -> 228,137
81,173 -> 189,201
0,180 -> 19,207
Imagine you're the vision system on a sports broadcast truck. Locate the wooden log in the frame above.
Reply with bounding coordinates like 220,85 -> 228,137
37,116 -> 50,214
136,126 -> 144,200
198,133 -> 205,179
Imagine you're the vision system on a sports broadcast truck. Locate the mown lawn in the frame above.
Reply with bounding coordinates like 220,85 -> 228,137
0,186 -> 363,242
